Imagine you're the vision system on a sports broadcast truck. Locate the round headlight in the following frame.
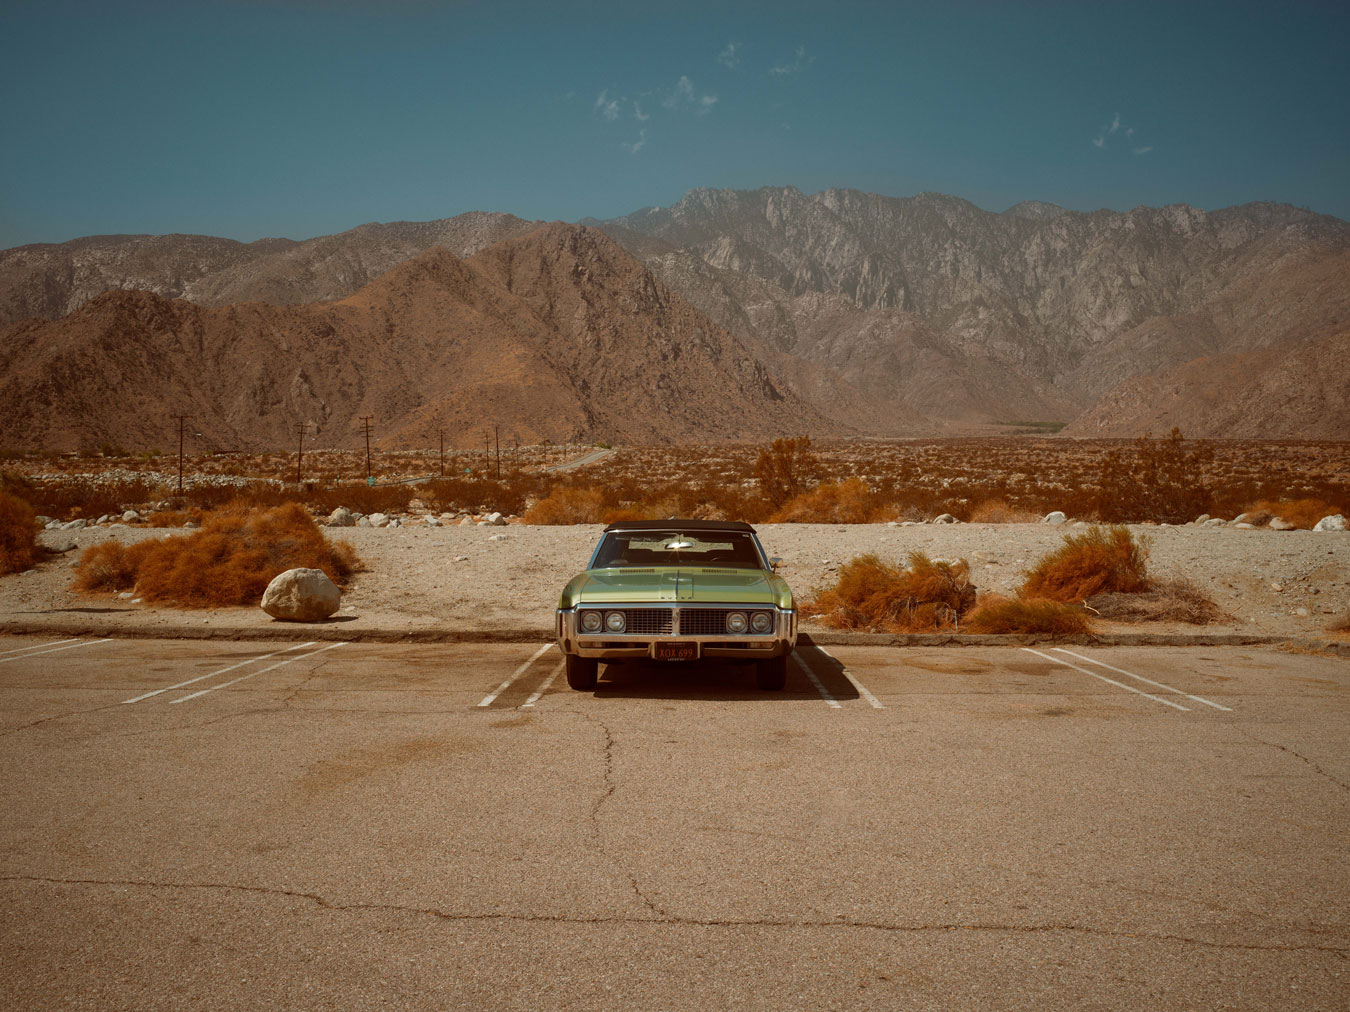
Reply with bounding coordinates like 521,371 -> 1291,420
750,611 -> 773,633
605,611 -> 627,633
580,610 -> 602,633
725,611 -> 748,634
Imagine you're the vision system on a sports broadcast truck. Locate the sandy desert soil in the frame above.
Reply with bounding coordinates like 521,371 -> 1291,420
3,521 -> 1346,641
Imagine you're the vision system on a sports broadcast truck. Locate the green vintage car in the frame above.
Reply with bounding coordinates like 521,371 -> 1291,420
556,519 -> 798,692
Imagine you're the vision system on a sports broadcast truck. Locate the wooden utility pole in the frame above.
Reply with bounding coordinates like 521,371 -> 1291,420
359,416 -> 374,479
494,424 -> 501,478
296,424 -> 305,486
172,414 -> 191,493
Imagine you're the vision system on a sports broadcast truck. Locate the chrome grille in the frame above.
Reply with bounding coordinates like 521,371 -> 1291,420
621,608 -> 673,635
679,608 -> 751,636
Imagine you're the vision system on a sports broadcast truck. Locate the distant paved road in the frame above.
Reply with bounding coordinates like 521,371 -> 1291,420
0,638 -> 1346,1011
543,447 -> 614,472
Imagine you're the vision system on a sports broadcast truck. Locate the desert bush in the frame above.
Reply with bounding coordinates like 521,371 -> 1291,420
0,490 -> 40,575
1087,578 -> 1230,625
522,487 -> 611,525
1242,498 -> 1344,530
1093,428 -> 1215,523
146,508 -> 207,528
801,552 -> 975,633
966,498 -> 1042,523
754,436 -> 818,509
11,476 -> 168,520
963,596 -> 1092,634
1020,525 -> 1150,603
71,503 -> 358,607
771,478 -> 874,524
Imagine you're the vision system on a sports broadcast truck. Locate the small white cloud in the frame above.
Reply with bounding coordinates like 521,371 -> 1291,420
697,94 -> 718,116
718,42 -> 740,69
1131,146 -> 1154,155
1093,112 -> 1133,149
770,45 -> 814,76
663,75 -> 695,109
622,129 -> 647,155
595,90 -> 621,121
634,100 -> 649,122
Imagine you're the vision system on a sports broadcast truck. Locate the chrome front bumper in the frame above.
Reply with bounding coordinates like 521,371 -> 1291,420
556,605 -> 798,661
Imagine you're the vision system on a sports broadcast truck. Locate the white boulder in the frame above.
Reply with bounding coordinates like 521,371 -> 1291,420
486,511 -> 507,526
260,568 -> 340,622
1043,511 -> 1068,525
327,507 -> 355,527
1313,514 -> 1347,532
122,510 -> 139,522
1203,518 -> 1226,527
356,516 -> 372,527
932,513 -> 958,524
1268,517 -> 1297,531
368,513 -> 389,528
61,519 -> 87,530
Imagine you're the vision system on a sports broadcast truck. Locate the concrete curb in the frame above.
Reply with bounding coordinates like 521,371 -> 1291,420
0,620 -> 1346,656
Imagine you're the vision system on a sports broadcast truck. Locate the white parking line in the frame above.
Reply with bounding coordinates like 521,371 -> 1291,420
1052,648 -> 1232,711
1023,648 -> 1188,711
0,638 -> 82,657
478,644 -> 553,708
793,653 -> 841,709
521,660 -> 564,709
122,642 -> 316,704
170,642 -> 346,703
0,639 -> 112,665
815,647 -> 884,709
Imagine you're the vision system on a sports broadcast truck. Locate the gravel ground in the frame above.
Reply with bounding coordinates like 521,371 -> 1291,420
2,521 -> 1346,640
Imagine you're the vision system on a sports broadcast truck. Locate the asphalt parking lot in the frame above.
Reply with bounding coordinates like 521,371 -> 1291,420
1,635 -> 1346,1011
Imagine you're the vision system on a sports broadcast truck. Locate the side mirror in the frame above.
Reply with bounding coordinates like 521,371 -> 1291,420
769,556 -> 782,572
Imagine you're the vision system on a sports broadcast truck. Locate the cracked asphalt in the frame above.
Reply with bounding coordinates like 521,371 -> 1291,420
0,636 -> 1346,1010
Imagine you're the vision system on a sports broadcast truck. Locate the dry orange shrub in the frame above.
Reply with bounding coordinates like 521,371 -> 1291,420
0,490 -> 40,575
966,498 -> 1042,523
71,502 -> 358,607
770,478 -> 874,523
1020,526 -> 1149,602
522,487 -> 610,525
801,552 -> 975,633
963,595 -> 1092,634
1244,498 -> 1344,530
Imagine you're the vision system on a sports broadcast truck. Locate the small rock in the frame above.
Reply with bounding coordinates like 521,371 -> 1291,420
368,513 -> 389,528
1268,517 -> 1297,531
96,514 -> 111,526
453,555 -> 469,562
486,512 -> 507,526
1202,518 -> 1226,527
117,591 -> 133,600
1195,514 -> 1210,524
1042,511 -> 1067,525
327,506 -> 356,527
61,519 -> 87,530
488,533 -> 511,541
122,510 -> 139,522
1270,582 -> 1283,592
260,568 -> 340,622
933,514 -> 958,524
357,517 -> 372,527
1313,514 -> 1347,532
1234,522 -> 1256,530
35,515 -> 54,526
459,517 -> 475,527
45,520 -> 62,530
387,519 -> 401,528
425,516 -> 441,527
1293,607 -> 1310,617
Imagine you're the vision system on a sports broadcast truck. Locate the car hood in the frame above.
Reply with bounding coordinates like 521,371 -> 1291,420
563,567 -> 791,608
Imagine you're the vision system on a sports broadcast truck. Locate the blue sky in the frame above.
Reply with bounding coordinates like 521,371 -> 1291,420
2,0 -> 1347,247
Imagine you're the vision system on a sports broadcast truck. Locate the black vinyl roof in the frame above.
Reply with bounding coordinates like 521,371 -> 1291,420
601,519 -> 756,534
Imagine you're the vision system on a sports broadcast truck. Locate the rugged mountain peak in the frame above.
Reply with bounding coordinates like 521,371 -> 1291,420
1003,200 -> 1068,221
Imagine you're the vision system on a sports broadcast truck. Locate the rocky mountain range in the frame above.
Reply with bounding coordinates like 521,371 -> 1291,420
2,187 -> 1347,447
0,225 -> 831,450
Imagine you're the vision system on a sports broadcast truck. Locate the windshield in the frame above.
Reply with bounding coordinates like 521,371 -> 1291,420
592,530 -> 765,570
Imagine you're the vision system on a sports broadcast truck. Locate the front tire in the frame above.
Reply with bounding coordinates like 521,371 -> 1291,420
755,654 -> 787,691
566,654 -> 598,691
